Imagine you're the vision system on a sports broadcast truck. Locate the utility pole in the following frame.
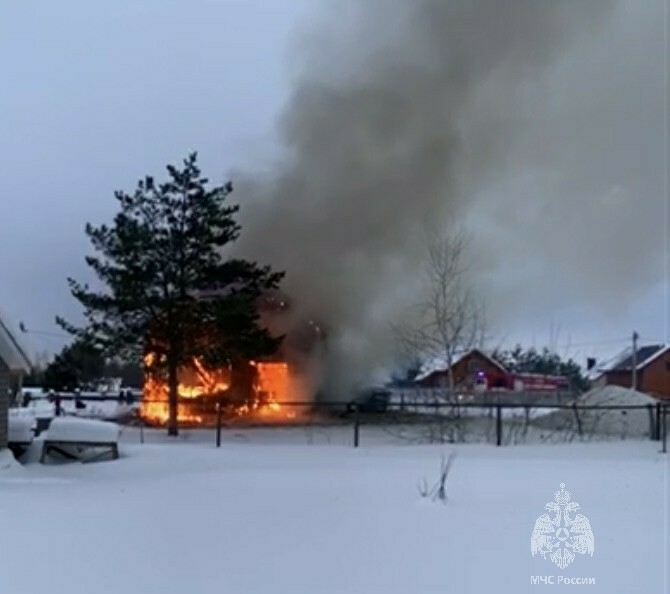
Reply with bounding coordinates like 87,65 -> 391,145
631,331 -> 639,391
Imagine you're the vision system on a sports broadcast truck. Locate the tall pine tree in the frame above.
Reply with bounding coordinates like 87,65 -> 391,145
491,345 -> 590,393
58,153 -> 284,435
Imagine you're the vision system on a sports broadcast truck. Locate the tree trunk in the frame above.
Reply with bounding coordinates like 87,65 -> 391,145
447,356 -> 455,398
167,360 -> 179,437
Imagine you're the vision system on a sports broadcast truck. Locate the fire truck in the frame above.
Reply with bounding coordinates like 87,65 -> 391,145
473,370 -> 569,392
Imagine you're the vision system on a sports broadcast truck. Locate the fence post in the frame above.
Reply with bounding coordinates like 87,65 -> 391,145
353,404 -> 360,448
572,402 -> 583,438
655,402 -> 662,441
216,400 -> 222,448
662,404 -> 668,454
647,404 -> 655,441
496,398 -> 502,447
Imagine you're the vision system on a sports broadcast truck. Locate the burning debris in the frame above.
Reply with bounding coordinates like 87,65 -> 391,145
140,293 -> 325,426
141,358 -> 294,426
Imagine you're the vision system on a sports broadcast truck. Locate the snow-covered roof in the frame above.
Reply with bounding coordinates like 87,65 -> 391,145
585,365 -> 603,381
414,349 -> 506,381
414,357 -> 448,382
0,309 -> 31,373
594,344 -> 669,375
635,344 -> 670,370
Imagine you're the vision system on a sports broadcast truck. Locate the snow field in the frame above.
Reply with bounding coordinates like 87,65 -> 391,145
0,431 -> 667,594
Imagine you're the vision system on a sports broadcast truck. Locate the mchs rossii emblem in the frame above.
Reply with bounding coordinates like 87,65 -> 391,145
531,483 -> 594,569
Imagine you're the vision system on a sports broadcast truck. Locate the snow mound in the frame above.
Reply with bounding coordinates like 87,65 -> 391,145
23,399 -> 55,419
8,415 -> 33,444
581,385 -> 658,406
46,417 -> 120,443
0,448 -> 22,472
536,386 -> 658,438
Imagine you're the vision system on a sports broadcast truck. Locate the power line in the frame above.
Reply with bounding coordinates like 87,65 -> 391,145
504,336 -> 668,352
552,337 -> 630,349
493,337 -> 630,351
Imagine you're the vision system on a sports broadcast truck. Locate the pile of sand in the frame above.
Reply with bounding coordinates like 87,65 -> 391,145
535,385 -> 659,439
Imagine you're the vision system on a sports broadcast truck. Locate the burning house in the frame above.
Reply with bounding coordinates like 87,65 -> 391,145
140,293 -> 326,426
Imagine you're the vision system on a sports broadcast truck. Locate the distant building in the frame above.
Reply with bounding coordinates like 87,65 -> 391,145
591,344 -> 670,400
457,349 -> 512,391
0,313 -> 32,451
415,348 -> 570,393
416,349 -> 507,390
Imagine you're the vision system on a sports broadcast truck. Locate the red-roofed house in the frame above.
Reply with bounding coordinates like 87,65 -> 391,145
592,344 -> 670,400
416,349 -> 570,393
416,349 -> 509,391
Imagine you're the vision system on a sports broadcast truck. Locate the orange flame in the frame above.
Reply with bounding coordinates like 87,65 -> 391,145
140,356 -> 294,425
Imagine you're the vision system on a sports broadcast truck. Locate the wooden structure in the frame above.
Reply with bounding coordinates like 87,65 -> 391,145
40,440 -> 119,464
592,344 -> 670,399
0,312 -> 32,451
40,417 -> 120,464
416,349 -> 508,390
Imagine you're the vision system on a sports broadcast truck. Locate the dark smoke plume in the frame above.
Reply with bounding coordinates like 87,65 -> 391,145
234,0 -> 665,397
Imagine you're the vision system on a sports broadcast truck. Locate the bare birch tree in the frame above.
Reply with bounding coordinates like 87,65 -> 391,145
394,229 -> 486,395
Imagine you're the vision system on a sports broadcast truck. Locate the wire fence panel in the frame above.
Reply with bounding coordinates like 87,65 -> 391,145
11,392 -> 669,453
118,398 -> 669,452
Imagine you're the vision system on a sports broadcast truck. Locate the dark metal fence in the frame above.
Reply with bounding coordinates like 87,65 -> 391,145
356,401 -> 668,450
14,391 -> 669,453
118,397 -> 669,454
394,388 -> 578,408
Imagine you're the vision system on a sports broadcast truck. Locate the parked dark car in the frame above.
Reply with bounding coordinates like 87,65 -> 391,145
346,388 -> 392,414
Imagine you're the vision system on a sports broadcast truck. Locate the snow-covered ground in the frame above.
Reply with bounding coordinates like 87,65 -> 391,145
10,398 -> 139,426
1,428 -> 668,594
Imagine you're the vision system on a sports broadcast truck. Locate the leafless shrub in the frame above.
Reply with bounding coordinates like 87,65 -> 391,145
417,452 -> 458,503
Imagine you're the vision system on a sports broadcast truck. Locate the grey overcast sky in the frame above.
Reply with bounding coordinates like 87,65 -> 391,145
1,0 -> 311,357
1,1 -> 668,369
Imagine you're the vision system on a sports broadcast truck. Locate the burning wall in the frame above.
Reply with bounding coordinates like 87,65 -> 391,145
141,359 -> 294,425
140,293 -> 324,425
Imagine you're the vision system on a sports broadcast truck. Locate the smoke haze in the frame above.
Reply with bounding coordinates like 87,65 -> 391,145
234,0 -> 667,395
